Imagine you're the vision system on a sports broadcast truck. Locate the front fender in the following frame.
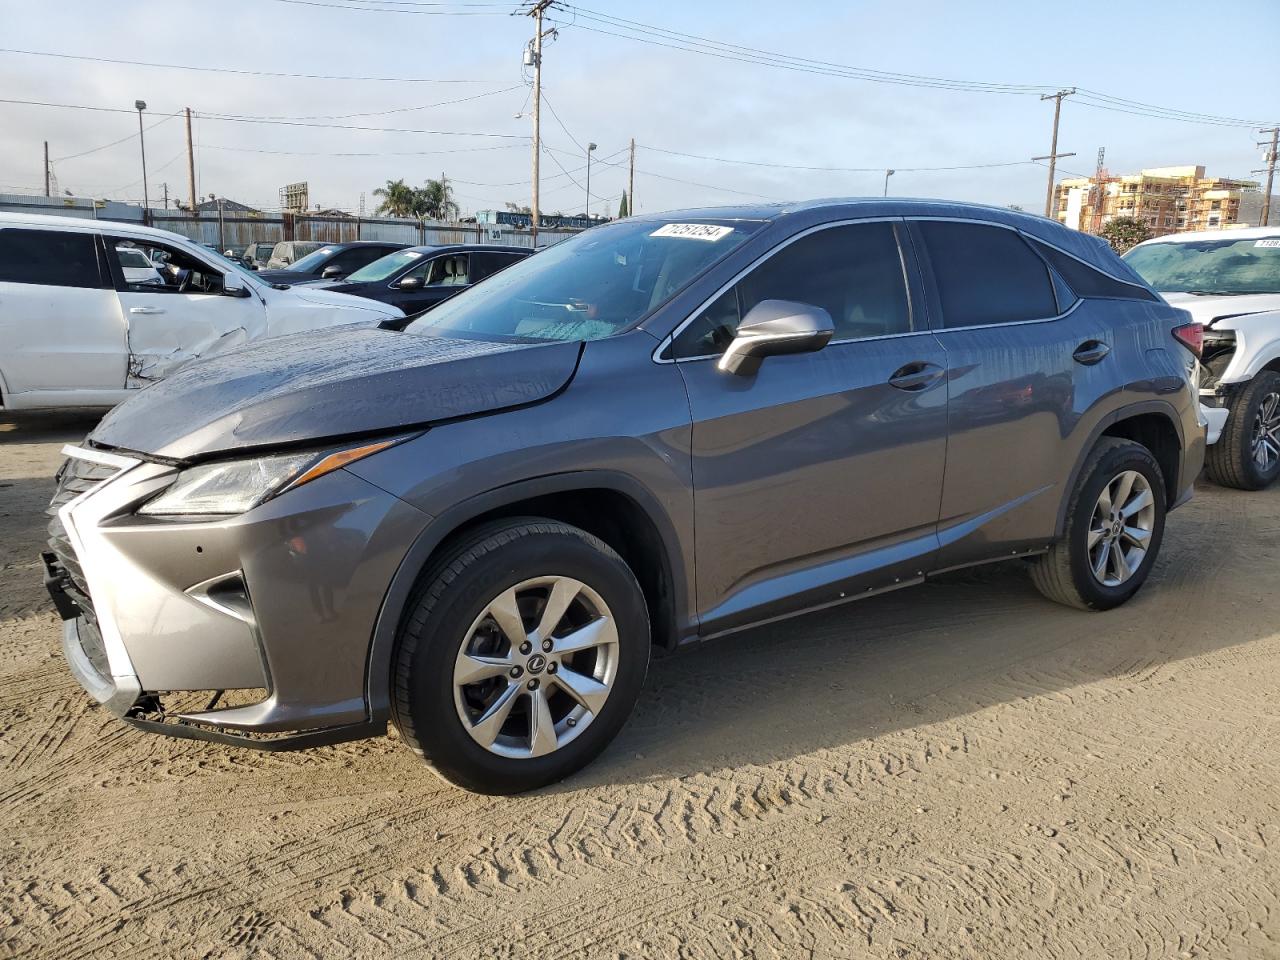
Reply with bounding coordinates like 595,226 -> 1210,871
1214,309 -> 1280,383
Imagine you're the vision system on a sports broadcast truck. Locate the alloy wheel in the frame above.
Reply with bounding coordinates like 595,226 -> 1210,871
1088,470 -> 1155,587
452,576 -> 619,760
1251,391 -> 1280,474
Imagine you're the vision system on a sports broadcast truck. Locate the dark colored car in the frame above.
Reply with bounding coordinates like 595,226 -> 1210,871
319,243 -> 530,315
45,200 -> 1205,794
256,241 -> 408,284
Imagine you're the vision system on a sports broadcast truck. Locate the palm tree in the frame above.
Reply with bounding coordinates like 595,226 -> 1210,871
372,179 -> 415,218
414,175 -> 459,222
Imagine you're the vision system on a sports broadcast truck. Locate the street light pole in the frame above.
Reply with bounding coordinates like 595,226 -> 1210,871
585,141 -> 597,220
135,99 -> 149,213
883,169 -> 895,197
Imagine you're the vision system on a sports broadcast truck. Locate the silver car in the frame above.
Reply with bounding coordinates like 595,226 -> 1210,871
45,200 -> 1205,793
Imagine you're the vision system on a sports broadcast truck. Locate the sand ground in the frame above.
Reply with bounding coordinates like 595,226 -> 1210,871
2,409 -> 1278,959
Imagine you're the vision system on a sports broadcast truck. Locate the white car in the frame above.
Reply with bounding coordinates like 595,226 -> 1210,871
1126,227 -> 1280,490
114,245 -> 163,286
0,213 -> 404,410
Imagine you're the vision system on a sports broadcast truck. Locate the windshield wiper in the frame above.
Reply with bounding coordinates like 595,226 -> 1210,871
1182,290 -> 1251,296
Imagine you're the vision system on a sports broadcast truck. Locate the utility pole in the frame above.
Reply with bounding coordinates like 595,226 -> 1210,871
584,142 -> 596,220
525,0 -> 555,245
43,141 -> 49,197
185,108 -> 197,216
628,137 -> 635,216
1033,88 -> 1076,218
135,100 -> 150,213
162,182 -> 169,210
1258,127 -> 1278,227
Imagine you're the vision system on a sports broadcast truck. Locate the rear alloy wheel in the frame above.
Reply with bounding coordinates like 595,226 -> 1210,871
1031,437 -> 1166,610
1206,371 -> 1280,490
1085,470 -> 1156,587
393,519 -> 649,794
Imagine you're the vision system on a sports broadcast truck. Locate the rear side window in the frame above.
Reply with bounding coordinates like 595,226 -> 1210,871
917,221 -> 1058,327
0,228 -> 105,289
1029,238 -> 1159,302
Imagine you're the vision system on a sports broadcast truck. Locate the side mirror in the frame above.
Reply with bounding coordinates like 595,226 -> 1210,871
396,275 -> 423,291
321,265 -> 344,280
718,299 -> 834,375
222,276 -> 252,299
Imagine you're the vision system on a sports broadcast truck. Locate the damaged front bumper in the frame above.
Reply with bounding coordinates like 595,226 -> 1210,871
44,444 -> 430,750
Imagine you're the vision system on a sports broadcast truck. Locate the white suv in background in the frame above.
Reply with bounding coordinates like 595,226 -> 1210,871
1125,227 -> 1280,490
0,213 -> 404,410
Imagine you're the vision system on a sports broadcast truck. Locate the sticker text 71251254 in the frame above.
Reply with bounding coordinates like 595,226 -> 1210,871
650,223 -> 735,242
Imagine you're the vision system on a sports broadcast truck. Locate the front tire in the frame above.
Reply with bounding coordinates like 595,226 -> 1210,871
1031,437 -> 1166,611
1205,370 -> 1280,491
392,519 -> 650,794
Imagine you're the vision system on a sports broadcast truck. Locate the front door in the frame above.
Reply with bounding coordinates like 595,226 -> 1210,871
671,220 -> 950,635
390,253 -> 471,314
105,237 -> 266,386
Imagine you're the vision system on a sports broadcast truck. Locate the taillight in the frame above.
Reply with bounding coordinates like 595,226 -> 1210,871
1172,322 -> 1203,359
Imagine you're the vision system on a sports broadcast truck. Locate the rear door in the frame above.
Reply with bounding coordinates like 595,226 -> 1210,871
908,218 -> 1098,565
0,226 -> 126,400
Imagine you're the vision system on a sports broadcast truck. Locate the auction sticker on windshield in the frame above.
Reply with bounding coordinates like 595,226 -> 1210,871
650,223 -> 735,242
1255,239 -> 1280,248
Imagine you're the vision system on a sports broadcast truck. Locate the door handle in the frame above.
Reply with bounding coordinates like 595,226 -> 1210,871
888,361 -> 945,392
129,306 -> 166,315
1073,339 -> 1110,365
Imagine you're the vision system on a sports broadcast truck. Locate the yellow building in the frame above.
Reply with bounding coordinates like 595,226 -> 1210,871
1053,165 -> 1262,237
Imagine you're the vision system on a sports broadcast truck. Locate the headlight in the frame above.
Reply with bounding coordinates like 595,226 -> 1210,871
137,438 -> 403,517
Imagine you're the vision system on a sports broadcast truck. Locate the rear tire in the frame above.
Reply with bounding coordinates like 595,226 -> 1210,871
1031,438 -> 1166,611
392,518 -> 650,794
1205,370 -> 1280,491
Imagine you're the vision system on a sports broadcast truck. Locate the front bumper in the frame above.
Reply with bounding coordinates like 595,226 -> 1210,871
45,444 -> 430,748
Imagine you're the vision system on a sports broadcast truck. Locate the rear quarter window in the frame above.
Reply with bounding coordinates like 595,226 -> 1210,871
0,228 -> 105,289
917,220 -> 1058,328
1029,238 -> 1158,302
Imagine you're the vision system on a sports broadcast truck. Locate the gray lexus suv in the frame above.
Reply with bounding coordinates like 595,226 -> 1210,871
44,200 -> 1205,793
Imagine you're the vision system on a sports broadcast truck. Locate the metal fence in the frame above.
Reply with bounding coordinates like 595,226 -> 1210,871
0,195 -> 582,253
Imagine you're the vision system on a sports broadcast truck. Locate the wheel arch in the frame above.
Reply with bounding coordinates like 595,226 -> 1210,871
1056,400 -> 1185,538
363,470 -> 691,725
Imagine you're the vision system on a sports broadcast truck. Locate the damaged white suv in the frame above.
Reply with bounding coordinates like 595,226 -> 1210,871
0,213 -> 404,410
1126,227 -> 1280,490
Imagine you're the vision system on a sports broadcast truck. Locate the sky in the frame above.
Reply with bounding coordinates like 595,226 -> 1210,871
2,0 -> 1278,219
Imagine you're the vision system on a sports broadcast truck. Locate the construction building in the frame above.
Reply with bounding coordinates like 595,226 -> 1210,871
1053,165 -> 1270,237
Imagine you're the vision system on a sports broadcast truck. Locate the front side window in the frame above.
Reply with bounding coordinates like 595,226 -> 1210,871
917,221 -> 1058,327
671,221 -> 912,359
349,248 -> 431,284
404,217 -> 763,343
0,228 -> 104,288
1124,236 -> 1280,295
111,239 -> 226,294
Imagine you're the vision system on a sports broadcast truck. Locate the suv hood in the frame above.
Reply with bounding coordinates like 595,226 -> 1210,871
90,327 -> 582,461
1162,291 -> 1280,326
275,285 -> 402,315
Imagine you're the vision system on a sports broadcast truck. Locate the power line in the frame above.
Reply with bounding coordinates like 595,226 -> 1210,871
208,84 -> 524,121
0,47 -> 501,83
201,142 -> 525,157
555,5 -> 1278,127
0,97 -> 529,138
51,110 -> 180,162
266,0 -> 509,12
639,144 -> 1036,174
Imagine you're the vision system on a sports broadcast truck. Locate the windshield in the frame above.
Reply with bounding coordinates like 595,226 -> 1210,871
1125,236 -> 1280,295
288,246 -> 338,273
347,248 -> 430,283
404,218 -> 763,342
